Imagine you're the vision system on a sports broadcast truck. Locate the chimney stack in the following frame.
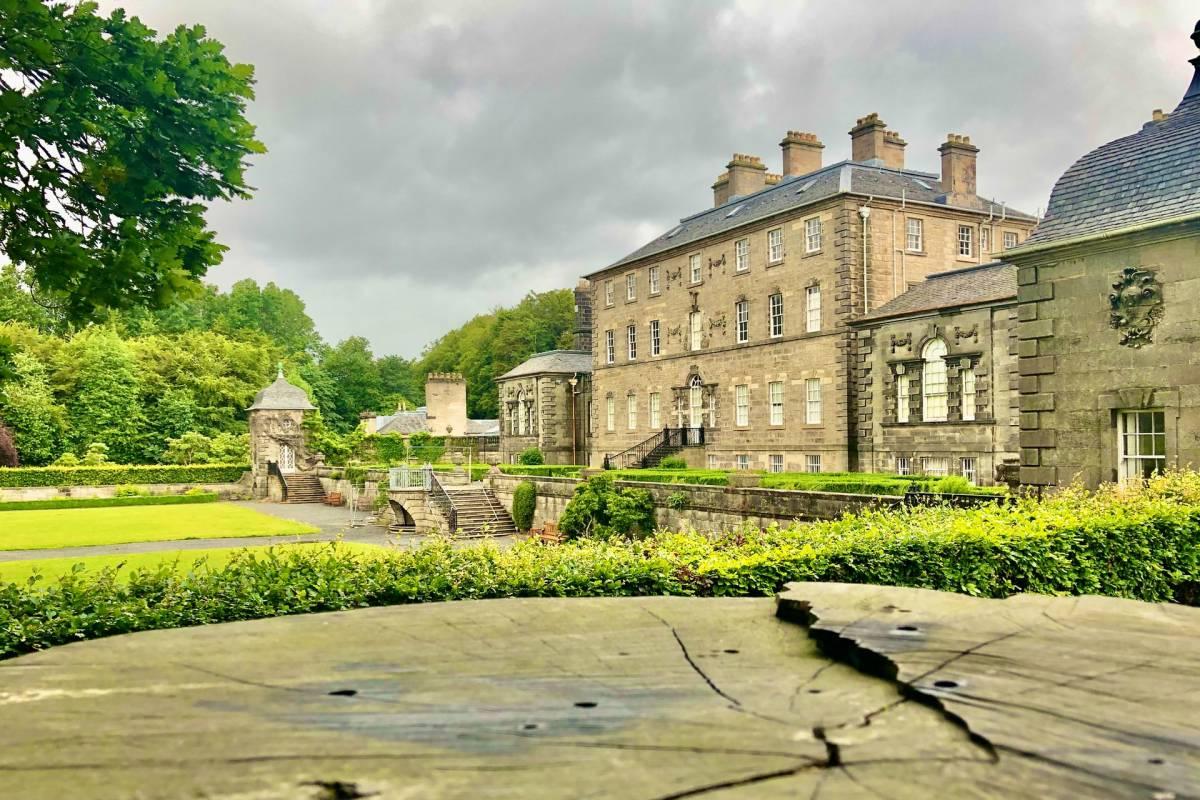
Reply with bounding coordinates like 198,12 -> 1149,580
849,113 -> 888,164
780,131 -> 824,177
882,130 -> 907,170
713,153 -> 766,206
359,411 -> 378,436
425,372 -> 468,436
939,133 -> 979,201
573,279 -> 593,352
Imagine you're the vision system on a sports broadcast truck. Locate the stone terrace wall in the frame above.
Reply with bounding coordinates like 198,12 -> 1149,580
487,473 -> 900,533
0,482 -> 249,503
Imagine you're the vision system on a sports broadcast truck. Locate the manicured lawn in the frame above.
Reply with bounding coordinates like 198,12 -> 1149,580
0,542 -> 386,584
0,503 -> 319,551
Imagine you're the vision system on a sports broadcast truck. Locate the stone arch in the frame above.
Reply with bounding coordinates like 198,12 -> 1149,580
389,499 -> 416,530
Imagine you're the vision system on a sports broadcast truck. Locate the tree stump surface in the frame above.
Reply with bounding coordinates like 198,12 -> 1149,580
0,587 -> 1194,799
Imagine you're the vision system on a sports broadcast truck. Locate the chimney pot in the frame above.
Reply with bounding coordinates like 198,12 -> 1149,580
719,153 -> 767,204
780,130 -> 824,176
938,133 -> 980,200
849,113 -> 889,165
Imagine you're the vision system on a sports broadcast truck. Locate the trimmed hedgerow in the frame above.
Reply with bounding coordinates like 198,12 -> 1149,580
0,493 -> 219,512
512,481 -> 537,532
1,472 -> 1198,660
0,464 -> 248,488
499,464 -> 584,478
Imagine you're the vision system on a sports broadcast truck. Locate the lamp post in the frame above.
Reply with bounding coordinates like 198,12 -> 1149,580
568,375 -> 579,466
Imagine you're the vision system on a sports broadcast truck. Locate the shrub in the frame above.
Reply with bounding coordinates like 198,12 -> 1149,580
657,455 -> 688,470
0,492 -> 218,512
512,481 -> 537,531
559,474 -> 656,540
499,464 -> 583,478
0,464 -> 248,488
517,448 -> 545,466
51,452 -> 80,467
113,484 -> 147,497
665,492 -> 688,510
0,424 -> 16,468
614,469 -> 729,486
81,442 -> 111,466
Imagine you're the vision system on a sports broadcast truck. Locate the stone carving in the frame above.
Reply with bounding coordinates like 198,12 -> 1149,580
689,290 -> 700,311
890,332 -> 912,354
954,324 -> 979,344
1108,267 -> 1163,348
708,313 -> 727,332
666,324 -> 683,342
707,253 -> 726,273
665,267 -> 682,286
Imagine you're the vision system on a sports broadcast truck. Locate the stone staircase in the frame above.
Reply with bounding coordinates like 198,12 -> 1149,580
283,473 -> 326,504
446,485 -> 518,537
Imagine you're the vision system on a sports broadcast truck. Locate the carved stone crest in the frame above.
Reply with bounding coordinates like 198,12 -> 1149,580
890,332 -> 912,354
1108,267 -> 1163,348
954,324 -> 979,344
708,313 -> 727,332
666,324 -> 683,342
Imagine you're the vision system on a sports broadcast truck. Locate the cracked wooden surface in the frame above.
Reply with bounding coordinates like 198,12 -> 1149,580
0,591 -> 1196,799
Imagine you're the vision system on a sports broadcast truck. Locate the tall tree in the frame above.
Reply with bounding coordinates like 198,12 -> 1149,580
60,329 -> 146,463
214,279 -> 321,356
0,1 -> 263,320
318,337 -> 384,432
0,351 -> 65,465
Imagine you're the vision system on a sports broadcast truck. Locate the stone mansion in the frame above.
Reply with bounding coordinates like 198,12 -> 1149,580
497,19 -> 1200,488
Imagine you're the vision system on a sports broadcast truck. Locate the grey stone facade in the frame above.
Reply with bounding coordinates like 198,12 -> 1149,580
497,351 -> 591,465
247,370 -> 318,498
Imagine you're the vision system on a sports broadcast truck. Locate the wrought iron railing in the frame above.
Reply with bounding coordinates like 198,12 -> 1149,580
428,471 -> 458,532
603,427 -> 706,470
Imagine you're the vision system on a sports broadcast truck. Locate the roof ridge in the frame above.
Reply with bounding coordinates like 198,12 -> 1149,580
926,260 -> 1012,279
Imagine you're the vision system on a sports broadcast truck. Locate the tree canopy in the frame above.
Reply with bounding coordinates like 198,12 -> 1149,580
0,0 -> 263,320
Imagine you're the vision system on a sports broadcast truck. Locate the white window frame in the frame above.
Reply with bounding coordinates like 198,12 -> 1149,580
650,319 -> 660,356
689,311 -> 703,351
805,454 -> 822,473
627,324 -> 637,360
605,397 -> 615,432
906,218 -> 923,252
804,217 -> 822,253
1003,231 -> 1018,250
707,454 -> 718,469
625,273 -> 636,301
769,381 -> 784,425
605,330 -> 615,364
627,394 -> 637,430
961,367 -> 977,422
921,456 -> 949,477
735,238 -> 750,272
980,227 -> 991,254
922,339 -> 948,422
896,456 -> 911,476
605,280 -> 615,306
767,228 -> 784,263
805,285 -> 821,333
805,378 -> 821,424
769,293 -> 784,338
735,454 -> 750,471
958,225 -> 974,258
960,457 -> 977,485
734,384 -> 749,427
897,374 -> 911,424
1118,410 -> 1166,483
769,454 -> 784,474
649,265 -> 661,294
689,253 -> 702,283
735,300 -> 749,343
649,392 -> 661,429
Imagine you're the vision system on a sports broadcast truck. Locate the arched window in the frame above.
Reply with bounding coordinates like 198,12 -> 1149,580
516,390 -> 528,435
922,339 -> 948,422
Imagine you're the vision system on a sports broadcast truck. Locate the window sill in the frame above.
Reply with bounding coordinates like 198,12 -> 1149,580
649,290 -> 661,297
624,298 -> 637,304
801,249 -> 823,259
733,269 -> 750,277
905,250 -> 927,257
766,259 -> 786,268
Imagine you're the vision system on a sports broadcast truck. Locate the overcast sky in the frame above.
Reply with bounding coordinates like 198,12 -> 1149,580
98,1 -> 1198,358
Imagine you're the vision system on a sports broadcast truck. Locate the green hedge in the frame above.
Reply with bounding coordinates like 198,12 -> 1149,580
0,493 -> 220,512
612,469 -> 730,486
0,464 -> 248,488
499,464 -> 584,478
3,473 -> 1197,660
512,481 -> 536,532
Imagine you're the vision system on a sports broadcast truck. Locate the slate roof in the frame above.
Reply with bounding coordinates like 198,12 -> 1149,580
374,408 -> 499,437
247,371 -> 317,411
1024,91 -> 1200,246
856,262 -> 1017,323
594,161 -> 1036,275
498,350 -> 592,380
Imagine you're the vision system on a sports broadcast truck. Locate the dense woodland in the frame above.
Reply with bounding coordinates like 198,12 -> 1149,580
0,265 -> 575,467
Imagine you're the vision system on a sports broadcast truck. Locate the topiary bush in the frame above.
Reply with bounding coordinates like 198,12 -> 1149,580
518,448 -> 545,466
559,474 -> 656,540
657,455 -> 688,470
512,481 -> 537,532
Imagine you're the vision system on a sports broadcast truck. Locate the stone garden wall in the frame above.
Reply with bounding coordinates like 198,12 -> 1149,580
0,482 -> 250,503
487,473 -> 900,533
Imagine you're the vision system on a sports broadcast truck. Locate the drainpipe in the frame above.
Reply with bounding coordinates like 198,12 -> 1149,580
568,374 -> 579,466
859,202 -> 873,313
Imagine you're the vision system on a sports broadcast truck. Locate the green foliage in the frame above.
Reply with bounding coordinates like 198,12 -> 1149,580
559,474 -> 657,540
0,464 -> 247,488
113,484 -> 147,498
657,455 -> 689,470
370,434 -> 409,465
498,464 -> 583,478
62,330 -> 146,463
0,351 -> 64,465
407,432 -> 445,464
51,452 -> 79,467
0,492 -> 218,512
161,431 -> 249,466
81,442 -> 111,466
512,481 -> 537,532
418,290 -> 575,418
0,0 -> 263,320
0,423 -> 16,467
5,474 -> 1199,660
613,469 -> 729,486
666,492 -> 688,510
517,448 -> 545,466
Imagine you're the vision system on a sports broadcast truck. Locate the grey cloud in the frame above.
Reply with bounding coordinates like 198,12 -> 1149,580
100,0 -> 1198,356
